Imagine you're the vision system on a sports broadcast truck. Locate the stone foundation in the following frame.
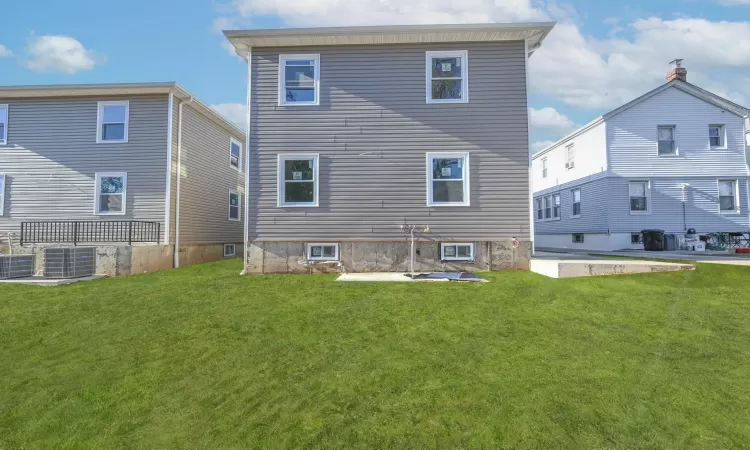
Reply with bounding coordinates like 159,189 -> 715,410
245,240 -> 531,274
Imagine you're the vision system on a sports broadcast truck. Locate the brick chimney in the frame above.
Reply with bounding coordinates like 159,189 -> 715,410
667,59 -> 687,82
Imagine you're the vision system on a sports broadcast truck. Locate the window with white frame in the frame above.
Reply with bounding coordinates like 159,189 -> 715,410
426,50 -> 468,103
542,158 -> 548,179
95,172 -> 127,215
631,233 -> 642,244
97,101 -> 129,143
719,180 -> 738,212
0,174 -> 5,216
535,198 -> 543,220
230,138 -> 242,171
544,196 -> 551,219
657,126 -> 676,155
629,181 -> 650,213
572,233 -> 584,244
279,54 -> 320,106
709,125 -> 724,148
224,244 -> 236,257
441,243 -> 474,261
571,189 -> 581,217
306,243 -> 339,261
229,191 -> 241,221
279,154 -> 319,207
427,152 -> 470,206
0,104 -> 7,145
566,144 -> 575,169
553,193 -> 561,219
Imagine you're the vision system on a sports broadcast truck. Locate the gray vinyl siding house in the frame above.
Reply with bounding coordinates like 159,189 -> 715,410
532,67 -> 750,251
0,83 -> 245,275
225,23 -> 555,273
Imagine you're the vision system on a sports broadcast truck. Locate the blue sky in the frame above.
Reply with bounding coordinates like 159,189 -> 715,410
1,0 -> 749,152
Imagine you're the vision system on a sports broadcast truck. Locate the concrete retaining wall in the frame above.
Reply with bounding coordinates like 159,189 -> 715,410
177,243 -> 244,268
245,240 -> 531,274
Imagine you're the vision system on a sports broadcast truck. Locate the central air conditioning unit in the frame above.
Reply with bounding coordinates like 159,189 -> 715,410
0,255 -> 35,280
43,247 -> 96,279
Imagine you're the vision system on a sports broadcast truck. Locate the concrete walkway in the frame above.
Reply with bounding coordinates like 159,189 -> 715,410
539,248 -> 750,267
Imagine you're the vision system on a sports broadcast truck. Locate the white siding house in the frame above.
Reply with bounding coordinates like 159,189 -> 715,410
532,66 -> 750,251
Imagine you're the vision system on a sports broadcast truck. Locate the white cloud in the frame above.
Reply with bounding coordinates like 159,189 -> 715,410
529,107 -> 578,136
25,35 -> 101,74
0,45 -> 12,57
531,140 -> 556,154
210,103 -> 246,129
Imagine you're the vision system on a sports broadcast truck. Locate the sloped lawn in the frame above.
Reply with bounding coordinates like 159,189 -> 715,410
1,260 -> 748,448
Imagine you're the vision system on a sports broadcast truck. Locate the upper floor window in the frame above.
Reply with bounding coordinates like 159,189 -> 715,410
571,189 -> 581,217
629,180 -> 650,214
426,50 -> 468,104
0,174 -> 5,216
229,190 -> 241,221
427,152 -> 470,206
565,144 -> 575,169
279,54 -> 320,106
0,104 -> 7,145
230,138 -> 242,171
719,180 -> 738,213
657,126 -> 675,155
541,158 -> 548,178
709,125 -> 724,148
95,172 -> 127,215
97,101 -> 129,143
278,153 -> 319,207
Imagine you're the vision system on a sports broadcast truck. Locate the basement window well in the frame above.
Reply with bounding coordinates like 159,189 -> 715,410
306,243 -> 339,261
440,243 -> 474,261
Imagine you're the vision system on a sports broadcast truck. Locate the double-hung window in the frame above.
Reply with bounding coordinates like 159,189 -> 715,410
224,244 -> 236,257
278,154 -> 319,207
541,158 -> 548,178
426,50 -> 468,103
544,196 -> 551,219
553,194 -> 561,219
279,54 -> 320,106
229,190 -> 241,221
709,125 -> 724,148
95,172 -> 127,215
566,144 -> 575,169
0,104 -> 7,145
0,174 -> 5,216
535,198 -> 543,220
719,180 -> 738,212
230,138 -> 242,171
629,180 -> 650,213
657,126 -> 676,155
97,101 -> 129,143
427,152 -> 470,206
306,243 -> 339,261
571,189 -> 581,217
441,243 -> 474,261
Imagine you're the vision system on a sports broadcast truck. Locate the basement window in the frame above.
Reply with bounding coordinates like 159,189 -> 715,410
224,244 -> 236,257
306,243 -> 339,261
440,243 -> 474,261
631,233 -> 642,244
572,233 -> 584,244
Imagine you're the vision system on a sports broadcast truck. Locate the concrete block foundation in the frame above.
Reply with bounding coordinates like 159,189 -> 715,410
244,240 -> 532,274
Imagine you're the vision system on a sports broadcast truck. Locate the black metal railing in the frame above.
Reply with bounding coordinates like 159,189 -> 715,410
20,221 -> 161,245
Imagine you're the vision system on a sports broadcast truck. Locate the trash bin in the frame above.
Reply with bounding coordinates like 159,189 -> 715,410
642,229 -> 665,251
664,234 -> 676,251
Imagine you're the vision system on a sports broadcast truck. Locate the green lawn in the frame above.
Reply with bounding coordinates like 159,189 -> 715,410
1,261 -> 749,448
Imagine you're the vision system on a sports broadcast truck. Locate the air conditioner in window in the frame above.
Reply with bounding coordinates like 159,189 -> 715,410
566,162 -> 575,169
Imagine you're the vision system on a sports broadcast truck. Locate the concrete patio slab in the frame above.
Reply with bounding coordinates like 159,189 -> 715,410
531,258 -> 694,279
337,272 -> 488,282
0,275 -> 107,286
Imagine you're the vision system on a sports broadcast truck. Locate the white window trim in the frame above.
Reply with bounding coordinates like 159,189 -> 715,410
229,137 -> 243,172
536,194 -> 561,222
440,243 -> 475,261
426,152 -> 470,207
224,244 -> 236,257
535,198 -> 544,221
94,172 -> 127,216
278,153 -> 320,207
278,54 -> 320,106
565,144 -> 575,170
571,189 -> 581,218
306,243 -> 339,261
228,190 -> 241,221
541,157 -> 548,179
572,233 -> 585,244
709,124 -> 727,149
718,179 -> 740,215
425,50 -> 469,104
0,104 -> 7,145
629,180 -> 652,215
0,174 -> 5,216
96,101 -> 129,143
657,125 -> 678,156
631,233 -> 643,244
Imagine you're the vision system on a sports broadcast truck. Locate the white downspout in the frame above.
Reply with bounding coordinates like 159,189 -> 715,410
241,47 -> 252,275
524,40 -> 535,256
174,97 -> 193,268
163,92 -> 174,246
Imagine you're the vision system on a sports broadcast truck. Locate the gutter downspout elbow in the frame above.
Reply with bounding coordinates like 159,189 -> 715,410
174,96 -> 193,268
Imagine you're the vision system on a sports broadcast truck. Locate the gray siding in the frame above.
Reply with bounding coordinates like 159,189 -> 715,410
534,174 -> 610,234
0,95 -> 169,240
249,42 -> 530,241
607,176 -> 750,234
177,104 -> 245,245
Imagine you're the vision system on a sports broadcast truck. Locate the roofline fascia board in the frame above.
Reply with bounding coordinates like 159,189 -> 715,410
532,116 -> 604,160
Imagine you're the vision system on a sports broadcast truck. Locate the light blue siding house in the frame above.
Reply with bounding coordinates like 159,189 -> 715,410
532,61 -> 750,251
